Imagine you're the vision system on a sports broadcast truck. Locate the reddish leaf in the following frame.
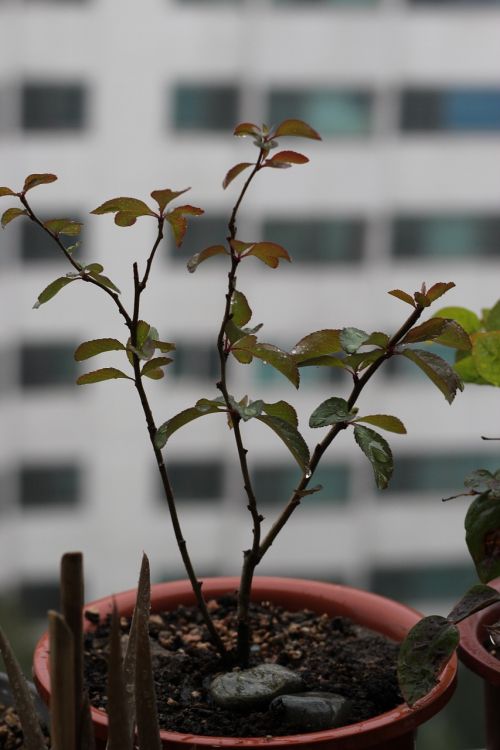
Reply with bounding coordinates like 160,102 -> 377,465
23,173 -> 57,192
273,119 -> 321,141
187,244 -> 228,273
0,187 -> 15,197
167,205 -> 204,247
265,151 -> 309,168
223,162 -> 254,190
388,289 -> 416,307
230,239 -> 254,256
426,282 -> 455,303
243,241 -> 291,268
1,207 -> 27,228
233,122 -> 261,137
150,188 -> 190,214
414,291 -> 431,308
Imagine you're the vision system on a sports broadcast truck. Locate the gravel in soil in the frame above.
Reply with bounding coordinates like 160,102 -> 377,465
84,594 -> 402,738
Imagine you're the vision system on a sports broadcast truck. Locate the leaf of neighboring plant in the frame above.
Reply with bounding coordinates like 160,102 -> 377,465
91,197 -> 155,219
425,282 -> 455,303
388,289 -> 416,307
465,469 -> 500,497
353,414 -> 407,434
154,403 -> 225,448
397,615 -> 459,706
141,357 -> 172,378
473,332 -> 500,386
1,207 -> 27,227
454,352 -> 487,385
256,415 -> 310,472
107,603 -> 132,750
292,329 -> 342,362
231,290 -> 252,327
353,425 -> 393,490
251,343 -> 300,387
273,119 -> 322,140
433,306 -> 481,335
340,327 -> 370,354
309,397 -> 353,428
465,491 -> 500,582
150,187 -> 190,214
402,349 -> 463,404
33,276 -> 75,308
265,151 -> 309,168
23,173 -> 57,192
187,244 -> 227,273
80,693 -> 96,750
223,162 -> 254,189
484,300 -> 500,331
0,626 -> 47,750
49,611 -> 76,750
77,368 -> 132,385
244,241 -> 291,268
166,205 -> 204,247
0,187 -> 15,197
262,400 -> 298,428
447,584 -> 500,624
60,552 -> 84,747
74,338 -> 125,361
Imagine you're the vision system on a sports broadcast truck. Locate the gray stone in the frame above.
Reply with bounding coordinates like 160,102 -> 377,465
210,663 -> 304,710
270,691 -> 350,731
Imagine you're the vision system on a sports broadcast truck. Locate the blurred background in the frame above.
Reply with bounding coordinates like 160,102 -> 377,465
2,0 -> 500,745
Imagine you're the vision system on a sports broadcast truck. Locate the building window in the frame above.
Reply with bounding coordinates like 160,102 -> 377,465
371,564 -> 477,605
19,580 -> 60,619
170,343 -> 219,382
252,463 -> 350,505
263,218 -> 365,263
268,89 -> 372,136
166,461 -> 224,500
400,88 -> 500,132
20,213 -> 84,263
391,215 -> 500,259
19,464 -> 81,509
20,341 -> 77,388
386,452 -> 500,495
173,85 -> 239,132
21,82 -> 87,131
167,215 -> 228,262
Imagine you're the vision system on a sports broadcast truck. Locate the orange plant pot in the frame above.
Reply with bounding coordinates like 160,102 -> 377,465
33,577 -> 457,750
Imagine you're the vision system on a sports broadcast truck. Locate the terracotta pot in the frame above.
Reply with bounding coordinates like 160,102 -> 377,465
459,577 -> 500,750
33,577 -> 457,750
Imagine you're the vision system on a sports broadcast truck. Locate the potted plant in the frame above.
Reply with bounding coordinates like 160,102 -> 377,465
0,120 -> 470,748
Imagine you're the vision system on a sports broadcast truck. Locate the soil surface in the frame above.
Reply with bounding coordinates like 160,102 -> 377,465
0,704 -> 49,749
84,594 -> 402,738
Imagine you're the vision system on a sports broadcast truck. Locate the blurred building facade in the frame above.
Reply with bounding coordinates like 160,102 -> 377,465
1,0 -> 500,622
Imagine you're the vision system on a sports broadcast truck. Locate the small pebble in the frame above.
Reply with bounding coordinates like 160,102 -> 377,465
210,663 -> 304,710
270,691 -> 350,731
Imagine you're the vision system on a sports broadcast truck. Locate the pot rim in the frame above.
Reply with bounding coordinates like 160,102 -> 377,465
458,576 -> 500,685
33,576 -> 457,748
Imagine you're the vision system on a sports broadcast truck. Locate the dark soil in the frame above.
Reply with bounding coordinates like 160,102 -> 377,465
0,704 -> 50,749
83,594 -> 402,738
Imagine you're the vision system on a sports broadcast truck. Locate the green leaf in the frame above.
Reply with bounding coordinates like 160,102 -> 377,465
0,187 -> 15,197
309,397 -> 353,428
233,398 -> 264,421
388,289 -> 417,307
353,414 -> 407,434
292,329 -> 342,362
344,349 -> 385,372
77,367 -> 131,385
223,162 -> 253,189
366,331 -> 390,348
273,119 -> 322,140
340,327 -> 370,354
84,263 -> 104,273
297,354 -> 347,369
115,211 -> 139,227
91,196 -> 155,219
433,306 -> 481,335
88,270 -> 121,293
1,207 -> 27,228
233,122 -> 261,137
243,241 -> 291,268
473,332 -> 500,386
465,491 -> 500,582
44,218 -> 83,237
447,584 -> 500,624
153,339 -> 176,354
141,357 -> 173,378
353,425 -> 393,490
402,348 -> 463,404
265,150 -> 309,168
166,205 -> 204,247
397,615 -> 459,706
425,282 -> 455,303
187,244 -> 227,273
454,352 -> 487,384
401,318 -> 470,351
485,300 -> 500,331
150,187 -> 190,214
231,290 -> 252,327
465,469 -> 500,497
231,334 -> 257,364
74,338 -> 125,361
250,343 -> 299,387
262,400 -> 298,428
23,173 -> 57,192
33,276 -> 75,308
154,403 -> 225,449
256,415 -> 310,472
